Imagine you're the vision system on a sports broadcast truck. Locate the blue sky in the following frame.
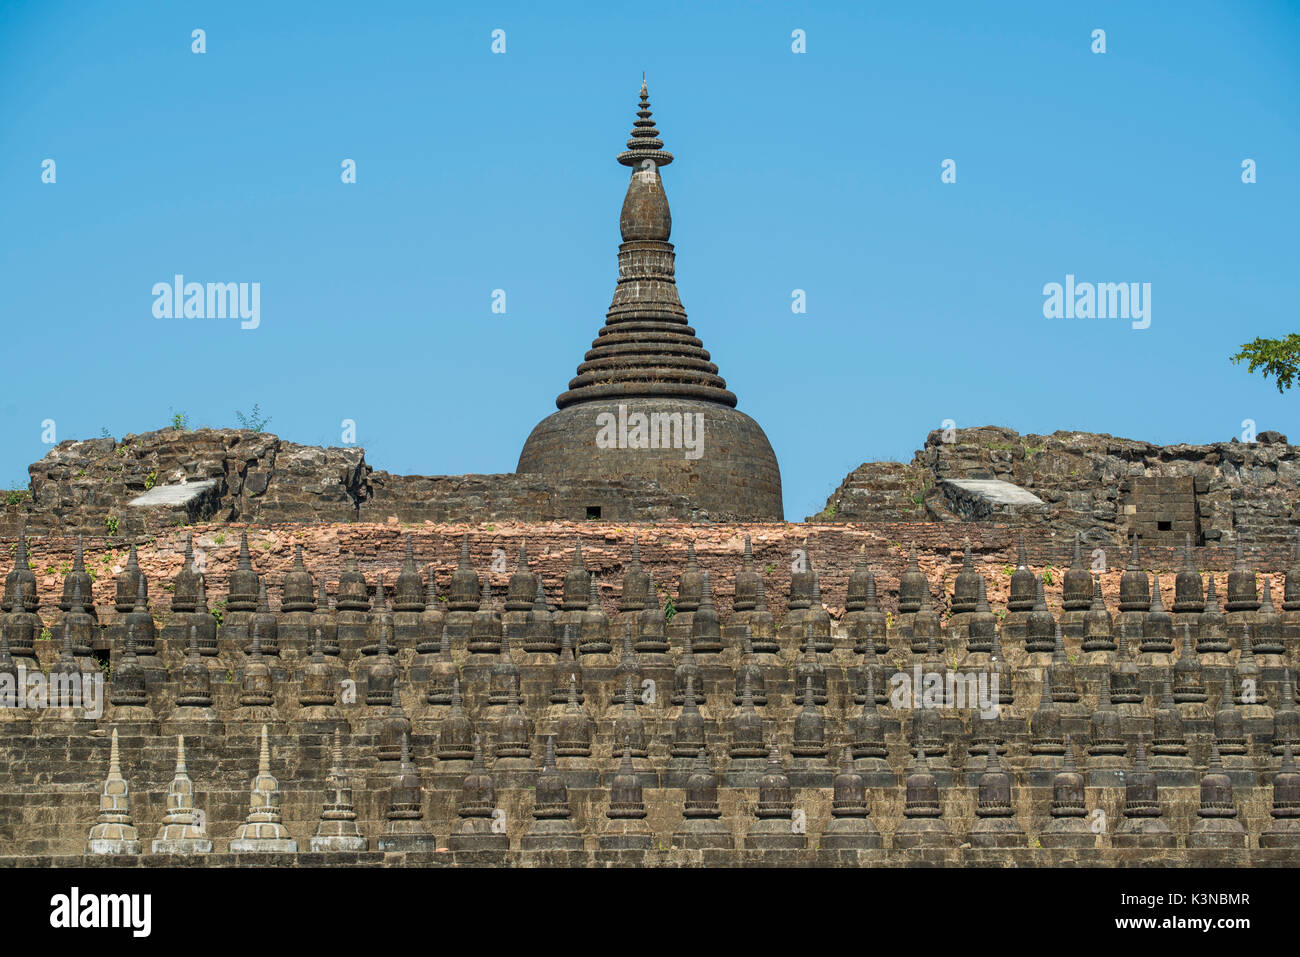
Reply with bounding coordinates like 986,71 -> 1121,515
1,0 -> 1297,520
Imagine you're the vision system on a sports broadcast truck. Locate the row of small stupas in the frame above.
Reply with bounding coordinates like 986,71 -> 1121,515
5,528 -> 1300,864
76,724 -> 1300,859
5,527 -> 1300,659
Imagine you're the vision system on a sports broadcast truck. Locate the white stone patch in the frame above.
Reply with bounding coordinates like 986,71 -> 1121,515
939,479 -> 1044,506
127,479 -> 219,508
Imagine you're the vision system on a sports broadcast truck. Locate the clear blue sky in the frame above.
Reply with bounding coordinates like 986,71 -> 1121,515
2,0 -> 1296,520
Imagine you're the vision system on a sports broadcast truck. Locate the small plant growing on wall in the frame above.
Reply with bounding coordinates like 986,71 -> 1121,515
235,404 -> 272,432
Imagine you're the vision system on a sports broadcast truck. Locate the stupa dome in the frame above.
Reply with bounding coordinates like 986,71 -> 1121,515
516,79 -> 783,520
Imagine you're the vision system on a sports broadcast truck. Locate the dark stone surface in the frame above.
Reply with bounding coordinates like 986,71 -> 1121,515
817,425 -> 1300,548
516,82 -> 783,521
518,400 -> 781,521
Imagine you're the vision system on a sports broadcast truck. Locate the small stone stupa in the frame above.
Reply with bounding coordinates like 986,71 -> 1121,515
311,729 -> 367,852
151,735 -> 212,855
230,725 -> 298,853
86,729 -> 142,855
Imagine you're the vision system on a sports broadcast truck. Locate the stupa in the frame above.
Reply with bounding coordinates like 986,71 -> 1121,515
516,79 -> 783,520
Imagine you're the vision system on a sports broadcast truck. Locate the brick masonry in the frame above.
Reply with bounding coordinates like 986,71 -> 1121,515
0,523 -> 1298,866
816,425 -> 1298,548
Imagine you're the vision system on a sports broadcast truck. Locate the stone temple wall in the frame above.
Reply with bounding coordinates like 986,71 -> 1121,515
12,424 -> 1298,542
1,523 -> 1300,866
6,429 -> 724,540
6,521 -> 1300,631
816,425 -> 1299,549
361,471 -> 715,525
15,430 -> 366,537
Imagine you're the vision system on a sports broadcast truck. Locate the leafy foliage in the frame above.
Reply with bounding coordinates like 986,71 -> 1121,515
1232,334 -> 1300,393
235,404 -> 272,432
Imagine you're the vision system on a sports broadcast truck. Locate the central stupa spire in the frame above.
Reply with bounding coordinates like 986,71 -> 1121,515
617,77 -> 673,170
554,80 -> 737,410
516,77 -> 783,520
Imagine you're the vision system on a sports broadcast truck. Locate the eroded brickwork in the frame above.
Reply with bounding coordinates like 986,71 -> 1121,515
818,426 -> 1298,548
1,525 -> 1299,867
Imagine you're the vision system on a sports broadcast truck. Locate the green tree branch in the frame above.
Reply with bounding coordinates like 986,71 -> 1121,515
1232,334 -> 1300,394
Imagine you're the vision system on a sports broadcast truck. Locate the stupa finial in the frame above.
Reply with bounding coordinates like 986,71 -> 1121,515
617,76 -> 673,169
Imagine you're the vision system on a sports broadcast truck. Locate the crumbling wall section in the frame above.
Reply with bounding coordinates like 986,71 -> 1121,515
11,429 -> 367,537
4,428 -> 720,537
817,425 -> 1299,547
